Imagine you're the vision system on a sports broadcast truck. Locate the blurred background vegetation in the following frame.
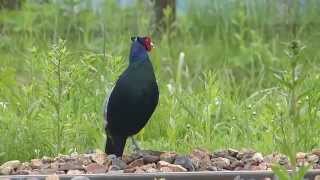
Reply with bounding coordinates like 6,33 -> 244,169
0,0 -> 320,163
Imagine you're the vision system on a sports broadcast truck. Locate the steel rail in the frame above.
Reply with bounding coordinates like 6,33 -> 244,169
2,170 -> 320,180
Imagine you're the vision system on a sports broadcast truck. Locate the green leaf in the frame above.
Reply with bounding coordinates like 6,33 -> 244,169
0,152 -> 5,157
297,89 -> 313,101
294,165 -> 310,180
273,73 -> 292,89
271,164 -> 290,180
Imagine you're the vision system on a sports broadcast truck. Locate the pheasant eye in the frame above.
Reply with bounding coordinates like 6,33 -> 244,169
131,37 -> 137,42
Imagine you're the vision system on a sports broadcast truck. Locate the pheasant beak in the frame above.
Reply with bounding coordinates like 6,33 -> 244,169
151,42 -> 155,49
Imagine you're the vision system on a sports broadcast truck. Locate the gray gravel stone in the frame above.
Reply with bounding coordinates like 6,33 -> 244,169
174,155 -> 195,171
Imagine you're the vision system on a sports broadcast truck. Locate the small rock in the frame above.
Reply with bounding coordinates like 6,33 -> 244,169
67,170 -> 84,175
157,161 -> 187,172
139,150 -> 163,157
216,167 -> 224,171
296,152 -> 309,167
279,156 -> 290,167
228,148 -> 239,157
30,159 -> 43,169
137,163 -> 158,173
160,152 -> 177,163
58,161 -> 84,171
79,154 -> 93,166
143,154 -> 160,164
190,148 -> 211,170
70,152 -> 79,158
234,166 -> 244,171
297,158 -> 308,167
313,164 -> 320,169
159,166 -> 173,172
307,154 -> 319,163
0,160 -> 21,175
91,152 -> 106,166
109,165 -> 122,171
158,160 -> 170,167
29,169 -> 40,175
40,168 -> 58,174
42,156 -> 54,164
13,169 -> 31,175
85,163 -> 107,174
259,162 -> 268,170
174,155 -> 194,171
312,149 -> 320,156
264,154 -> 276,164
122,154 -> 139,164
249,165 -> 265,171
191,148 -> 211,159
161,164 -> 187,172
41,163 -> 51,169
107,154 -> 117,160
252,153 -> 264,163
55,154 -> 69,162
296,152 -> 306,159
145,168 -> 158,173
220,156 -> 237,170
198,161 -> 211,170
230,160 -> 244,169
246,162 -> 267,170
95,149 -> 105,154
55,170 -> 65,174
124,168 -> 136,173
140,163 -> 156,170
1,160 -> 21,169
111,157 -> 127,170
206,166 -> 218,171
213,150 -> 229,158
50,162 -> 59,169
211,157 -> 230,169
128,158 -> 144,167
134,167 -> 145,173
264,153 -> 289,167
237,149 -> 256,160
224,155 -> 238,162
18,162 -> 32,171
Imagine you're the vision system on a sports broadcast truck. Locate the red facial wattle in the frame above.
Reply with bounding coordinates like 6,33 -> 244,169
143,37 -> 153,52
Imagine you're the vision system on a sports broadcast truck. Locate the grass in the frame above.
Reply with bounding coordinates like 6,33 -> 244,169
0,0 -> 320,163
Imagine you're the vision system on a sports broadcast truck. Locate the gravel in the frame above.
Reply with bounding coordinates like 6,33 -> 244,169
1,148 -> 320,175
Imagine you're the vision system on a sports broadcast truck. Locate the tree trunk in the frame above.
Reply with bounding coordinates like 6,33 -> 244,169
153,0 -> 176,36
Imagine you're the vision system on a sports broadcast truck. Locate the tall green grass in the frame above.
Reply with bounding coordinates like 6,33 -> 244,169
0,0 -> 320,163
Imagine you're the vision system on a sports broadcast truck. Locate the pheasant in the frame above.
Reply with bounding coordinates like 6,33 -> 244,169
104,36 -> 159,157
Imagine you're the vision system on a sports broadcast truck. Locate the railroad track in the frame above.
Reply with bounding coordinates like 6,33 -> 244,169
2,170 -> 320,180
